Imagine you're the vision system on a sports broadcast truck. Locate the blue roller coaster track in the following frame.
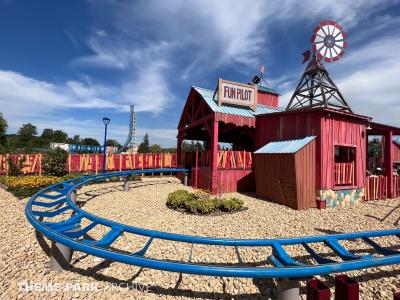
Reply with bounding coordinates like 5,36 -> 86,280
26,169 -> 400,279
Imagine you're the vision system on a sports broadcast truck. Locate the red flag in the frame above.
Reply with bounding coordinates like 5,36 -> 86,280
259,64 -> 265,75
302,50 -> 311,63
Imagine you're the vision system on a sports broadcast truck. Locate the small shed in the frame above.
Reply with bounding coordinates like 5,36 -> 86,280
254,136 -> 316,210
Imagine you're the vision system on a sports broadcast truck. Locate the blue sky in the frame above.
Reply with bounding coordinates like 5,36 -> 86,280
1,0 -> 400,147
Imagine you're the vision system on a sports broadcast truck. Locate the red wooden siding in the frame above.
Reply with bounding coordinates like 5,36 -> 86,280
257,91 -> 279,108
215,169 -> 254,193
215,112 -> 255,127
256,109 -> 368,191
254,139 -> 316,210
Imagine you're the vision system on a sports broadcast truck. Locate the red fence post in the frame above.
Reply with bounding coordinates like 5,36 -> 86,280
335,275 -> 359,300
307,279 -> 331,300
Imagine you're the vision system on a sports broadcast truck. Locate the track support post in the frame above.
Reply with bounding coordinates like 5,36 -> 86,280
50,190 -> 78,271
124,176 -> 130,192
184,172 -> 188,186
277,278 -> 300,300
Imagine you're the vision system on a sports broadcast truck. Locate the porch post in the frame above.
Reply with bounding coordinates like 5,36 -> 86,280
177,131 -> 183,168
210,117 -> 219,194
384,130 -> 394,198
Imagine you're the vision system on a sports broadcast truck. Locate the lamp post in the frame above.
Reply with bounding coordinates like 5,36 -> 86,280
102,117 -> 111,174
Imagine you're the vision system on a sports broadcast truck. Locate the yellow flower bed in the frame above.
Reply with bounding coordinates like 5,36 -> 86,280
1,175 -> 61,189
0,175 -> 66,198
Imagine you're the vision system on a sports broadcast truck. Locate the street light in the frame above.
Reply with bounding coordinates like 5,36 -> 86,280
102,117 -> 111,174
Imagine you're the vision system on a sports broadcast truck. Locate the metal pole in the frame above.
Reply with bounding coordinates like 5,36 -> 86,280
102,123 -> 108,174
277,278 -> 300,300
50,190 -> 78,271
124,176 -> 130,192
184,172 -> 188,186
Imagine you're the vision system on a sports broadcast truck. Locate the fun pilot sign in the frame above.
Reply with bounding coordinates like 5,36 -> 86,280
217,78 -> 257,111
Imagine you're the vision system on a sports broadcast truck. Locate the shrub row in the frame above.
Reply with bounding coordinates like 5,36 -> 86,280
167,189 -> 244,214
0,173 -> 82,198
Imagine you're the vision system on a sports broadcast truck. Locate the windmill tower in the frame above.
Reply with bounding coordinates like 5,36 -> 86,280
286,20 -> 352,113
119,105 -> 137,153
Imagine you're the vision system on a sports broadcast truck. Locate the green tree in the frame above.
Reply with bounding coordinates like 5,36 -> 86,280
149,144 -> 163,153
73,135 -> 80,144
81,137 -> 100,146
53,130 -> 68,143
41,128 -> 54,140
17,123 -> 37,148
0,112 -> 8,145
182,140 -> 203,152
138,133 -> 150,153
106,139 -> 121,148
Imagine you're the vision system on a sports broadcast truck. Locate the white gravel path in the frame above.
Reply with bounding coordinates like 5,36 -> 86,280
1,176 -> 399,299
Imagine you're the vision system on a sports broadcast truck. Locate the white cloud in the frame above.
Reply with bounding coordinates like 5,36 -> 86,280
79,0 -> 398,84
0,70 -> 123,118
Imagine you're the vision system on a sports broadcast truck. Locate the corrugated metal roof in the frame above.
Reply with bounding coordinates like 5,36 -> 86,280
193,86 -> 282,118
254,136 -> 316,154
258,84 -> 279,95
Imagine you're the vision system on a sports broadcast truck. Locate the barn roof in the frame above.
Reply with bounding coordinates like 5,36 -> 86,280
255,136 -> 316,154
193,86 -> 282,118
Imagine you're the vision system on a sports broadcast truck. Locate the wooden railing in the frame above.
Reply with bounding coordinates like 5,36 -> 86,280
181,150 -> 253,170
394,175 -> 400,198
334,162 -> 355,186
365,175 -> 387,201
0,153 -> 177,175
217,150 -> 252,169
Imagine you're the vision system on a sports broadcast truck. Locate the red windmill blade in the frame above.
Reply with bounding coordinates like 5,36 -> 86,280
310,20 -> 347,63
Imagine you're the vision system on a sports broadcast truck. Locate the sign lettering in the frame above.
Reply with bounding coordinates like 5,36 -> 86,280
218,78 -> 257,110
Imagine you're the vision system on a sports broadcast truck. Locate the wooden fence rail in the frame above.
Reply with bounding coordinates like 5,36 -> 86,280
0,153 -> 177,175
217,151 -> 252,170
394,175 -> 400,199
334,162 -> 354,186
365,175 -> 387,201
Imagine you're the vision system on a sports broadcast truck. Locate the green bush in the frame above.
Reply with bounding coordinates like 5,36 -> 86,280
166,189 -> 244,214
42,148 -> 68,177
218,197 -> 244,212
61,173 -> 83,181
194,197 -> 218,214
167,189 -> 193,209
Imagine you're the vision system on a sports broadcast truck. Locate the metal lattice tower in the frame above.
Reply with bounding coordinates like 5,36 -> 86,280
120,105 -> 137,153
286,20 -> 352,113
285,57 -> 353,113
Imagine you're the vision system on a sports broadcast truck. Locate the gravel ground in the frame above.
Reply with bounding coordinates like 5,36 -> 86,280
0,176 -> 399,299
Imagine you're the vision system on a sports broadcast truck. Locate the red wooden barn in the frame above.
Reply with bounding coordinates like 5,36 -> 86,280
177,83 -> 280,194
177,57 -> 400,208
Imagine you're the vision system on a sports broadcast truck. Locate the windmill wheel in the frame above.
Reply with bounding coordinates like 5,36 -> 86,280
311,20 -> 347,62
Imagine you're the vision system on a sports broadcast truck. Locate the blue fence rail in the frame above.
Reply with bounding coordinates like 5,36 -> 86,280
26,169 -> 400,278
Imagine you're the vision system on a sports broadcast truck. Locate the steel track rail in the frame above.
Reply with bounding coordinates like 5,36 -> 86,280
25,169 -> 400,278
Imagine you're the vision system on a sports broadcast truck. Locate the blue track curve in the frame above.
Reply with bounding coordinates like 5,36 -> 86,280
25,169 -> 400,278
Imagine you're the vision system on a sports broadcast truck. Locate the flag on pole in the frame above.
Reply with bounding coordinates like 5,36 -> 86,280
259,64 -> 265,75
302,50 -> 311,63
